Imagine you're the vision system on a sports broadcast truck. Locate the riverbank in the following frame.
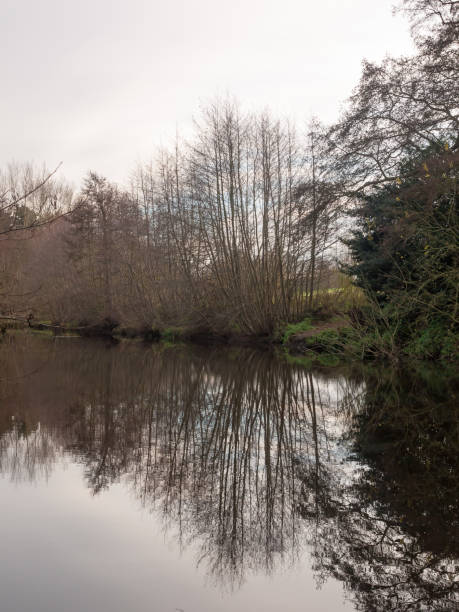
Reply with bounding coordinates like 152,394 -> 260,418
3,311 -> 456,367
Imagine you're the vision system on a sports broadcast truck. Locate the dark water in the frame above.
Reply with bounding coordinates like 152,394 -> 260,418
0,334 -> 457,612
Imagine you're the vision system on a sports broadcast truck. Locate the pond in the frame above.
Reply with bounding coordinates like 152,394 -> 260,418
0,334 -> 457,611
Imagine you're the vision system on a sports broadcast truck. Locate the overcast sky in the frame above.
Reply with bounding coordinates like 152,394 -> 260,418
1,0 -> 415,187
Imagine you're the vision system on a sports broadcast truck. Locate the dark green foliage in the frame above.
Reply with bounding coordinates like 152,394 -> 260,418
344,183 -> 409,301
302,328 -> 346,352
343,148 -> 459,360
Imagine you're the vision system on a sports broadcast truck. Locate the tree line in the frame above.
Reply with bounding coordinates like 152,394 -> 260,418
1,0 -> 457,355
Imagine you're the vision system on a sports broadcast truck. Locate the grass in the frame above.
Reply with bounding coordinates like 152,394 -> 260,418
161,326 -> 186,342
281,318 -> 312,344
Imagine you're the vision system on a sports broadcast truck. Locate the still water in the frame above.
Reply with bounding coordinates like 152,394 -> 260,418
0,334 -> 457,612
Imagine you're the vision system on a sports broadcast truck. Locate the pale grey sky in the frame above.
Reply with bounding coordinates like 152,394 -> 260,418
1,0 -> 414,187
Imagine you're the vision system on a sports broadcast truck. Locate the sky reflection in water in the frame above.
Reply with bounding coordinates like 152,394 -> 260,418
0,335 -> 457,611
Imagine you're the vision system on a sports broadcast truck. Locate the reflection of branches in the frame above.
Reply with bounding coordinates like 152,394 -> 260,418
0,337 -> 457,609
108,351 -> 344,589
308,488 -> 458,611
301,366 -> 459,611
0,419 -> 58,482
0,339 -> 347,589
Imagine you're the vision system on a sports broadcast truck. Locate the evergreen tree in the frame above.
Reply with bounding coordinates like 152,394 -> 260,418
344,147 -> 458,358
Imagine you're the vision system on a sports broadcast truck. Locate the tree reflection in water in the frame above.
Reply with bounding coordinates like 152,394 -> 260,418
0,335 -> 457,610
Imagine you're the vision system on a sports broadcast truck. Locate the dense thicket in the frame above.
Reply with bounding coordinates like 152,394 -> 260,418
344,147 -> 458,358
332,0 -> 458,359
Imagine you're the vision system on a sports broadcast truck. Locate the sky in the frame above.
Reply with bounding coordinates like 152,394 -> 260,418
1,0 -> 415,188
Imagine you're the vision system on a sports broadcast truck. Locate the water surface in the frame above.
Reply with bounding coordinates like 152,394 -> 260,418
0,335 -> 457,611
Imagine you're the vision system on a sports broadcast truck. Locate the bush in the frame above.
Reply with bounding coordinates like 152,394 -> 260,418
343,147 -> 458,361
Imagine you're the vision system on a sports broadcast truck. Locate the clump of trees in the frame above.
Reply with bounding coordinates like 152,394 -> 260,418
0,162 -> 73,320
344,146 -> 458,359
0,0 -> 457,358
2,108 -> 342,335
333,0 -> 458,359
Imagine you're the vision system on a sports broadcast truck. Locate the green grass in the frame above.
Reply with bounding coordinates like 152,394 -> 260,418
161,326 -> 186,342
281,318 -> 312,344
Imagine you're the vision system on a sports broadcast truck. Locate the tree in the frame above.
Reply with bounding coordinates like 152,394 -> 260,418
344,146 -> 458,358
293,120 -> 343,307
328,0 -> 458,193
0,162 -> 73,236
0,162 -> 73,320
66,172 -> 131,323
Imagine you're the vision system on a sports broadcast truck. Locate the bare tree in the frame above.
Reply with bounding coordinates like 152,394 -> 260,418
0,162 -> 74,321
328,0 -> 458,192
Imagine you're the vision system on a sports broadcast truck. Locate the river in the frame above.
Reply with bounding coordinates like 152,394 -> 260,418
0,334 -> 457,611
